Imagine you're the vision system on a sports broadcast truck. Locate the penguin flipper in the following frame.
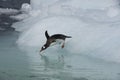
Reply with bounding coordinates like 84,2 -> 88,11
45,30 -> 50,39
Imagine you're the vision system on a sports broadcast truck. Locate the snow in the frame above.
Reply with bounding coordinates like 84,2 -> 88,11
107,6 -> 120,17
60,0 -> 117,9
21,3 -> 32,13
12,0 -> 120,63
0,8 -> 19,15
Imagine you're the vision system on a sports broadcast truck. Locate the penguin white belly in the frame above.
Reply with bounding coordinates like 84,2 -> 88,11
50,39 -> 65,46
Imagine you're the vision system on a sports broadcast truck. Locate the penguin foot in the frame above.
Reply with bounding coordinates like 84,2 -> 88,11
61,44 -> 64,48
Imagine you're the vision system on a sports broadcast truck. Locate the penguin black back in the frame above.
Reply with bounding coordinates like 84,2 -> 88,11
45,30 -> 71,40
50,34 -> 71,40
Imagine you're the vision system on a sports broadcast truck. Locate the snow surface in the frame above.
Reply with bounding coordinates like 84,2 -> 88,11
12,0 -> 120,63
0,8 -> 19,15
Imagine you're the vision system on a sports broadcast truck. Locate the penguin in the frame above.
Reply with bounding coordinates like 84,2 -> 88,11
40,30 -> 71,52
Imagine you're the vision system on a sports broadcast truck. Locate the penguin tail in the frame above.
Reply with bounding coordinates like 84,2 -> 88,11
45,30 -> 50,39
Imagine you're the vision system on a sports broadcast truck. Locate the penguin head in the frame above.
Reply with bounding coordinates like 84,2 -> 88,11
40,38 -> 56,52
40,44 -> 48,52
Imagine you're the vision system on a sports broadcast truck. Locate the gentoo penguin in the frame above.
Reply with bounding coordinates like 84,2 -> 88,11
40,30 -> 71,52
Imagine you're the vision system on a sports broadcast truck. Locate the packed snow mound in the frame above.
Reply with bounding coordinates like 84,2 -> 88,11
12,0 -> 120,63
14,16 -> 120,63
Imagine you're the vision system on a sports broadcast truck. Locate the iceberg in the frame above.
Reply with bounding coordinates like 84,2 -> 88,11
12,0 -> 120,63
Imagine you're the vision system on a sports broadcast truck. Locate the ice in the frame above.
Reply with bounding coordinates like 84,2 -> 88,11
107,6 -> 120,17
10,3 -> 32,20
0,8 -> 19,15
11,0 -> 120,79
30,0 -> 59,10
12,0 -> 120,63
21,3 -> 32,13
60,0 -> 117,9
1,0 -> 120,80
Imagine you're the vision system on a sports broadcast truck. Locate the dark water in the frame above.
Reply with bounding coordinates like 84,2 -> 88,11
0,0 -> 30,9
0,0 -> 30,31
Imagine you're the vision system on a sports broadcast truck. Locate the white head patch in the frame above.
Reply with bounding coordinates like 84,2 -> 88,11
42,46 -> 45,49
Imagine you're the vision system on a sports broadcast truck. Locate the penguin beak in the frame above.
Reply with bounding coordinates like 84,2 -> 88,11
40,49 -> 43,52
